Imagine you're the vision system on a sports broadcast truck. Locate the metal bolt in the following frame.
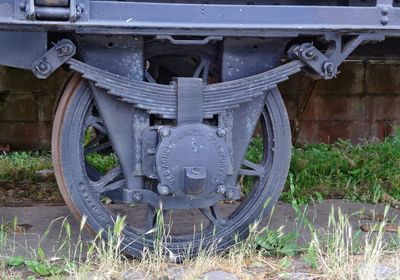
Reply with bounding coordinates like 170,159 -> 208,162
35,61 -> 52,76
323,61 -> 335,77
216,127 -> 227,137
133,192 -> 143,202
225,189 -> 234,200
381,16 -> 389,25
19,1 -> 26,11
216,184 -> 226,194
57,43 -> 74,57
159,126 -> 171,138
381,7 -> 389,16
157,185 -> 170,196
304,49 -> 316,60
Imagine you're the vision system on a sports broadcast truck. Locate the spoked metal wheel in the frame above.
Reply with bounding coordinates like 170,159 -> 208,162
52,47 -> 291,257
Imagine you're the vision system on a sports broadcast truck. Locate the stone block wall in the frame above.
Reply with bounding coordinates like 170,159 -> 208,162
0,67 -> 70,149
0,60 -> 399,149
280,60 -> 400,144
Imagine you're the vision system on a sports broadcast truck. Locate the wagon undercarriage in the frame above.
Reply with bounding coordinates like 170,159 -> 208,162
1,0 -> 399,257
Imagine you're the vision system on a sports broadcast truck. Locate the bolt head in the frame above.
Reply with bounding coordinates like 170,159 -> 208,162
36,61 -> 52,75
323,62 -> 335,76
216,128 -> 227,137
133,192 -> 143,202
225,189 -> 234,200
58,43 -> 74,56
157,185 -> 170,196
381,7 -> 389,16
39,63 -> 48,71
381,16 -> 389,25
304,49 -> 316,60
216,184 -> 226,194
159,126 -> 171,138
19,1 -> 26,11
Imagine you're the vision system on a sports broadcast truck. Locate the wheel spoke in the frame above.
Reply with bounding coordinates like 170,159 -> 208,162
85,163 -> 102,181
239,159 -> 263,177
84,132 -> 107,150
193,57 -> 211,81
145,71 -> 157,83
202,61 -> 211,82
144,206 -> 156,232
84,141 -> 112,155
85,115 -> 107,134
238,169 -> 260,176
200,204 -> 223,226
101,178 -> 125,193
144,206 -> 168,233
193,60 -> 206,78
91,165 -> 124,194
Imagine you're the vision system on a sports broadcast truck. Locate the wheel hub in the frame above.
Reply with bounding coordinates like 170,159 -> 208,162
155,124 -> 230,197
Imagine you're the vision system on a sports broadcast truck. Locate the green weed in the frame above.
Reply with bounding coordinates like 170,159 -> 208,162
289,128 -> 400,203
3,128 -> 400,205
85,153 -> 118,174
0,151 -> 52,181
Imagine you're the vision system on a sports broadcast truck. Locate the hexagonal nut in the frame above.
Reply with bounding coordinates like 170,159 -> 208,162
216,184 -> 226,194
158,126 -> 171,138
157,184 -> 170,196
225,189 -> 235,200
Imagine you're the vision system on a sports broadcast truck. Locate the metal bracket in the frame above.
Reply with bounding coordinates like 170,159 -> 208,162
377,0 -> 392,25
31,39 -> 76,79
289,43 -> 336,79
130,185 -> 240,210
289,33 -> 385,80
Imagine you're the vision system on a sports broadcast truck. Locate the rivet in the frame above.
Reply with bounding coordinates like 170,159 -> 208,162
381,16 -> 389,25
381,7 -> 389,16
216,127 -> 227,137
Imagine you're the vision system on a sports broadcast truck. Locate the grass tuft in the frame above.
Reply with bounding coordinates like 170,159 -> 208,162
287,127 -> 400,204
0,151 -> 52,181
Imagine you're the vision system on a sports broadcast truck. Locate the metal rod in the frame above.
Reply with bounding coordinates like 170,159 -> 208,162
35,7 -> 70,20
35,0 -> 69,7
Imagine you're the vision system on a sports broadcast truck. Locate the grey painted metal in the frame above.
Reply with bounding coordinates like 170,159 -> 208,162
77,35 -> 146,204
35,0 -> 69,7
67,58 -> 303,118
31,39 -> 76,78
154,123 -> 233,203
0,31 -> 46,69
4,0 -> 400,256
1,1 -> 400,37
35,7 -> 70,20
176,78 -> 203,124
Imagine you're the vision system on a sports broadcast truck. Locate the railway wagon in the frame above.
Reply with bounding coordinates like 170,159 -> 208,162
0,0 -> 399,257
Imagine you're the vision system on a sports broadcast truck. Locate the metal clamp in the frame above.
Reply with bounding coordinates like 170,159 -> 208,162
288,43 -> 337,80
288,34 -> 385,80
31,39 -> 76,79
